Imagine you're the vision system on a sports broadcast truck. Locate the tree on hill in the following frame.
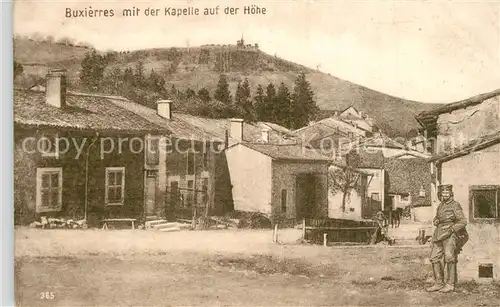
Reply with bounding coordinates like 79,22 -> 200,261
104,67 -> 123,93
254,84 -> 266,120
291,72 -> 318,129
254,82 -> 277,123
80,50 -> 107,90
133,61 -> 146,87
274,82 -> 294,128
123,67 -> 134,85
148,69 -> 165,94
198,87 -> 211,103
169,84 -> 179,97
235,78 -> 255,121
214,74 -> 232,105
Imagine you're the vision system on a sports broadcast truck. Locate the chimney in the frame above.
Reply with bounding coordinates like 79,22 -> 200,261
261,128 -> 270,143
157,99 -> 172,119
46,69 -> 67,108
229,118 -> 244,142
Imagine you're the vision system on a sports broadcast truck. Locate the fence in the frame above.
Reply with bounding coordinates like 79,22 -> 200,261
273,218 -> 378,245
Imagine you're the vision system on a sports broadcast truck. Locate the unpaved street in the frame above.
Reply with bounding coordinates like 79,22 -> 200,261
15,228 -> 500,306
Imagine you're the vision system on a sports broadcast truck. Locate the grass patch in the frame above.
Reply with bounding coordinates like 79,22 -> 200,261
213,254 -> 315,276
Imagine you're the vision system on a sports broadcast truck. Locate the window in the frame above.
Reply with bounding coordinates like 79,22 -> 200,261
105,167 -> 125,205
187,152 -> 195,175
470,186 -> 499,221
281,189 -> 287,212
478,264 -> 494,279
371,193 -> 380,201
146,137 -> 160,165
186,180 -> 194,206
36,168 -> 62,212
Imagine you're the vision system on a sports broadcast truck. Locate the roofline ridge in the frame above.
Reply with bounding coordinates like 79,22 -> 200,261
417,88 -> 500,118
67,91 -> 129,102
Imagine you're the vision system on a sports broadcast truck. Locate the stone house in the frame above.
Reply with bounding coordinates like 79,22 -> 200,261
225,121 -> 331,220
14,70 -> 166,226
416,89 -> 500,281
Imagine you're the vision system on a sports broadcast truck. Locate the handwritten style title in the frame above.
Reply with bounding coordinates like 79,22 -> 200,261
65,5 -> 267,18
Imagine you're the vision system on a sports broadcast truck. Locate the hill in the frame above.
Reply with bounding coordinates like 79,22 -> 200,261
13,37 -> 442,137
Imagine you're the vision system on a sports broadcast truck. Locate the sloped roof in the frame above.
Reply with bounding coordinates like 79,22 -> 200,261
293,117 -> 365,146
384,157 -> 432,206
175,113 -> 297,145
417,88 -> 500,119
108,99 -> 213,141
356,134 -> 406,149
429,130 -> 500,164
294,122 -> 346,143
257,121 -> 294,136
354,150 -> 385,169
385,158 -> 425,194
241,143 -> 331,162
14,89 -> 163,133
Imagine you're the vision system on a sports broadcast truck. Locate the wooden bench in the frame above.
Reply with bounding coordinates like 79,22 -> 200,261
101,218 -> 137,230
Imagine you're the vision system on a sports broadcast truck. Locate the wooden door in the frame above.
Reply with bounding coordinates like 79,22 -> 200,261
169,181 -> 179,218
296,174 -> 316,219
145,177 -> 156,216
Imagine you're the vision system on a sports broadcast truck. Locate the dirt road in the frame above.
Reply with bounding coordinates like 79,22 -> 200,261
14,228 -> 500,306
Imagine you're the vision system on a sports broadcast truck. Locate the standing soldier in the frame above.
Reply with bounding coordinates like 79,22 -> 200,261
426,184 -> 469,293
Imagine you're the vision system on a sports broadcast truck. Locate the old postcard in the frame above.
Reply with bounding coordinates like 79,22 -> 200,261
12,0 -> 500,306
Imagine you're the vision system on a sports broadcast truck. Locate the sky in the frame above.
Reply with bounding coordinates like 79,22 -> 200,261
13,0 -> 500,103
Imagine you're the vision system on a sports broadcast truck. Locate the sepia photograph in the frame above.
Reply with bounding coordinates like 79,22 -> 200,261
11,0 -> 500,306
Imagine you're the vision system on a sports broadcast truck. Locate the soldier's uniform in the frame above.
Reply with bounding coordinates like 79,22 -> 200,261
426,184 -> 469,293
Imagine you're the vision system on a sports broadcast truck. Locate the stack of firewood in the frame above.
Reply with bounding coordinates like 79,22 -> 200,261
29,217 -> 88,229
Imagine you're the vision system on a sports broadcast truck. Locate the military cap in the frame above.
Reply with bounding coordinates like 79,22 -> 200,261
438,184 -> 453,192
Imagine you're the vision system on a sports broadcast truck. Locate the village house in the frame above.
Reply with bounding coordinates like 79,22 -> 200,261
384,158 -> 432,222
112,96 -> 299,222
337,106 -> 377,134
354,151 -> 386,218
416,88 -> 500,281
354,132 -> 430,159
340,150 -> 432,222
14,69 -> 166,227
293,115 -> 367,154
108,98 -> 234,221
223,119 -> 331,221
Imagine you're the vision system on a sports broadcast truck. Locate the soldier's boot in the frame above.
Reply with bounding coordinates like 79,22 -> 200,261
426,262 -> 444,292
439,262 -> 456,293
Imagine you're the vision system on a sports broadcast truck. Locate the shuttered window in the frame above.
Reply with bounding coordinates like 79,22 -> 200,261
36,168 -> 62,212
105,167 -> 125,205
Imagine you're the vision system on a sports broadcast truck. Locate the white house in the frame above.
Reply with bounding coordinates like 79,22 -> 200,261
416,89 -> 500,281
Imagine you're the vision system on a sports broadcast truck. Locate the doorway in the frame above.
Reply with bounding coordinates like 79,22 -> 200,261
145,170 -> 158,216
296,174 -> 317,219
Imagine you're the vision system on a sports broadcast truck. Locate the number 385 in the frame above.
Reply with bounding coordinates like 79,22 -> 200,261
40,292 -> 55,300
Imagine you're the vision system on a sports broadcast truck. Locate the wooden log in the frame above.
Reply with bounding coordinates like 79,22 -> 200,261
273,223 -> 278,243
